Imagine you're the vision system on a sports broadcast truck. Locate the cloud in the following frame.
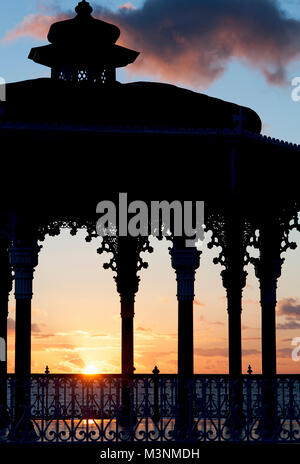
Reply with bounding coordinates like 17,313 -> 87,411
278,298 -> 300,318
136,349 -> 177,372
57,353 -> 85,372
194,299 -> 205,307
95,0 -> 300,86
198,313 -> 224,326
118,2 -> 137,11
63,355 -> 85,368
1,13 -> 68,42
32,332 -> 55,339
195,347 -> 228,357
277,348 -> 294,358
2,0 -> 300,87
276,298 -> 300,329
135,330 -> 175,341
209,320 -> 224,326
31,323 -> 42,333
31,322 -> 54,338
136,326 -> 152,332
195,347 -> 260,357
243,349 -> 261,356
262,122 -> 272,133
7,318 -> 47,336
55,330 -> 89,337
7,317 -> 14,334
89,333 -> 109,338
44,344 -> 76,352
277,320 -> 300,330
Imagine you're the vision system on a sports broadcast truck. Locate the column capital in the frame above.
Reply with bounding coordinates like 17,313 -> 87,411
0,248 -> 13,299
9,246 -> 40,300
221,268 -> 247,291
9,247 -> 39,268
116,274 -> 139,300
170,247 -> 201,272
170,247 -> 201,301
255,258 -> 283,282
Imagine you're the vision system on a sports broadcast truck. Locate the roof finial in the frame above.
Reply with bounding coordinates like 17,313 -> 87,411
75,0 -> 93,15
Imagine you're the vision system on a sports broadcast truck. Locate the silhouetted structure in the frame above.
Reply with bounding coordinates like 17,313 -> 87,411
0,0 -> 300,443
29,0 -> 139,85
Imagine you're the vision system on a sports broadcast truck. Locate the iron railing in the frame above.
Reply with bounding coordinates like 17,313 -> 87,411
0,374 -> 300,443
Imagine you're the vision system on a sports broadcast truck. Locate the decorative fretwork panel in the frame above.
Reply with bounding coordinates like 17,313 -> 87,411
52,67 -> 113,85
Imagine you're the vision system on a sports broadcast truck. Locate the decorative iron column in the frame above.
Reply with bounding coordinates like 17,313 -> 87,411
170,238 -> 201,378
252,215 -> 283,438
170,238 -> 200,438
97,235 -> 153,426
208,207 -> 251,378
252,207 -> 300,376
8,232 -> 39,438
0,238 -> 12,430
116,239 -> 140,376
251,205 -> 300,438
98,236 -> 153,375
221,267 -> 247,379
208,205 -> 253,432
255,220 -> 283,378
9,242 -> 39,378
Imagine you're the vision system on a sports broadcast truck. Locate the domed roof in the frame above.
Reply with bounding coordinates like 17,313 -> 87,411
2,78 -> 262,133
28,1 -> 139,71
47,0 -> 121,46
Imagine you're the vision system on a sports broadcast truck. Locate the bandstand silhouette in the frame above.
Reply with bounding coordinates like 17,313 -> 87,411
0,0 -> 300,445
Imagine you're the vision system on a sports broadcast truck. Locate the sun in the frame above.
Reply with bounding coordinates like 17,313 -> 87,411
83,364 -> 98,375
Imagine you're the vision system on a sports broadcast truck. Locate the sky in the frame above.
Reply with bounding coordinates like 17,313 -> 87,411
2,0 -> 300,374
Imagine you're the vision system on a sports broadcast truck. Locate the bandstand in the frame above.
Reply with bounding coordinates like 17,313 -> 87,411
0,0 -> 300,445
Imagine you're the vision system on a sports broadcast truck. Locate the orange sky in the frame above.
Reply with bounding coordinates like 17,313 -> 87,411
6,228 -> 300,375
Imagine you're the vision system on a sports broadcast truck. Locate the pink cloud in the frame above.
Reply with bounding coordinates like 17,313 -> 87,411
194,299 -> 205,307
2,1 -> 300,88
119,2 -> 137,11
195,347 -> 260,358
1,13 -> 67,42
278,298 -> 300,318
7,317 -> 15,334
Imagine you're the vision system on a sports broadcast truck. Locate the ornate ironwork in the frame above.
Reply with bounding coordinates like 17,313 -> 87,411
0,375 -> 300,443
246,202 -> 300,277
96,236 -> 154,296
252,210 -> 295,254
206,208 -> 255,270
37,218 -> 97,243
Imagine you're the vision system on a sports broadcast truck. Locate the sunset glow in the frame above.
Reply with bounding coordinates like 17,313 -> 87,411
83,364 -> 98,375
